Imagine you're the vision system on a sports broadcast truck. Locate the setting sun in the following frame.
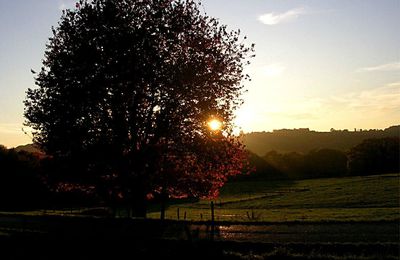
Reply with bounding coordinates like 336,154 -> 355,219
208,119 -> 222,131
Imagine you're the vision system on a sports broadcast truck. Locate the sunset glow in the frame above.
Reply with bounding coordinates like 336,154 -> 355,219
208,119 -> 222,131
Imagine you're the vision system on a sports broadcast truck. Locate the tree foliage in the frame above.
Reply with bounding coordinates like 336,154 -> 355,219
24,0 -> 253,211
263,149 -> 348,179
348,137 -> 400,175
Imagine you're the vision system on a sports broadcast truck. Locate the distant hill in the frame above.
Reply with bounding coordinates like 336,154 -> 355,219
10,125 -> 400,160
13,144 -> 42,154
243,125 -> 400,156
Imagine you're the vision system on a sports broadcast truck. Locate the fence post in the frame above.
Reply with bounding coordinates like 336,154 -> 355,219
177,208 -> 180,220
210,201 -> 215,241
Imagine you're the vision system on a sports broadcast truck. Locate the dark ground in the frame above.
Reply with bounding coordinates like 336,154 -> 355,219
0,215 -> 399,259
1,236 -> 399,260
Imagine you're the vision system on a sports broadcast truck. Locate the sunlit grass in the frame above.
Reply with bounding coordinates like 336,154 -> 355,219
147,173 -> 400,222
2,173 -> 398,223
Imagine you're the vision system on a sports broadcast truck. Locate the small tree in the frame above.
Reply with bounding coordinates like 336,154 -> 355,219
24,0 -> 254,216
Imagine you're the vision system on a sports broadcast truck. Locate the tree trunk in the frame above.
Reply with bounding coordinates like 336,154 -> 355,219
132,198 -> 147,218
160,186 -> 167,220
131,187 -> 148,218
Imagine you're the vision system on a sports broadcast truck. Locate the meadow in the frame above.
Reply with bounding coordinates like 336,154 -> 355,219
147,173 -> 400,222
1,173 -> 398,223
0,173 -> 398,259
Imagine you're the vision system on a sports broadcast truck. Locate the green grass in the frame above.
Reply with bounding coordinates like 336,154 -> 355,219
147,173 -> 400,222
2,173 -> 398,223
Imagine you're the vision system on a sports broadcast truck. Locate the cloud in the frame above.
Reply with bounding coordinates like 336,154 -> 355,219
261,64 -> 286,77
58,3 -> 67,10
270,84 -> 399,122
0,124 -> 34,136
357,62 -> 400,72
331,84 -> 400,114
268,112 -> 319,120
259,97 -> 325,122
258,7 -> 307,25
58,1 -> 77,11
386,82 -> 400,87
0,123 -> 22,134
0,124 -> 32,148
234,82 -> 399,132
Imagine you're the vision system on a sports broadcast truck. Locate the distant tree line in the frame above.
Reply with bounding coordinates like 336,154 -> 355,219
263,148 -> 348,179
236,137 -> 399,181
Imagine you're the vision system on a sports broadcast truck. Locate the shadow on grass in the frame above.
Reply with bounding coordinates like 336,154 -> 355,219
147,197 -> 200,214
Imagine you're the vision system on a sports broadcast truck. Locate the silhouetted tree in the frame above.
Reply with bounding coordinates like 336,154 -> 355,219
348,137 -> 400,176
24,0 -> 253,216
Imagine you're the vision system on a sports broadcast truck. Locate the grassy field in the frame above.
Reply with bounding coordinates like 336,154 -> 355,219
0,174 -> 398,258
147,173 -> 400,222
1,173 -> 398,223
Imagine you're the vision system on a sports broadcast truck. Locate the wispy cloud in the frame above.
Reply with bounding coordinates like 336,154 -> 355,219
357,62 -> 400,72
0,123 -> 22,134
258,7 -> 307,25
0,124 -> 32,148
261,64 -> 286,77
386,82 -> 400,87
58,1 -> 76,11
268,112 -> 319,120
271,84 -> 399,122
331,84 -> 400,114
234,82 -> 399,132
258,96 -> 325,123
58,3 -> 67,10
